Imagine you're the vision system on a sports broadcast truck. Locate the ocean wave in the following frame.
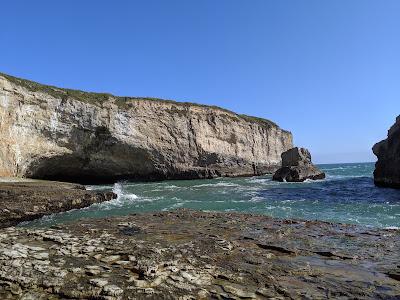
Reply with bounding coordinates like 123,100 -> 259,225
191,182 -> 240,188
112,182 -> 124,198
385,226 -> 400,230
249,196 -> 264,202
320,167 -> 347,171
246,177 -> 272,184
94,182 -> 149,209
281,199 -> 306,203
325,174 -> 370,180
162,184 -> 180,190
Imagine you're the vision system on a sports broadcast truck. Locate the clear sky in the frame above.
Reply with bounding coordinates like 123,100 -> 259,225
1,1 -> 399,163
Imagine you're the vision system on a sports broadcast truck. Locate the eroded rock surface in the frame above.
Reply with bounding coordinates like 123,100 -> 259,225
0,209 -> 398,299
0,73 -> 292,183
273,147 -> 325,182
373,115 -> 400,188
0,181 -> 116,228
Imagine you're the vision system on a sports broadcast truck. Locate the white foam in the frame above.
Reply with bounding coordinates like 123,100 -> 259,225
385,226 -> 400,230
125,194 -> 139,200
246,177 -> 272,184
162,184 -> 180,190
249,196 -> 264,202
94,182 -> 144,209
192,182 -> 240,188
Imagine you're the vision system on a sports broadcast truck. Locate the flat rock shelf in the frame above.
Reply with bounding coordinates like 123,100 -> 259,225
0,209 -> 399,299
0,181 -> 116,228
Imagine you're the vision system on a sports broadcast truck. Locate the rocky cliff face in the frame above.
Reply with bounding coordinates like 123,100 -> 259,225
0,73 -> 293,183
373,115 -> 400,188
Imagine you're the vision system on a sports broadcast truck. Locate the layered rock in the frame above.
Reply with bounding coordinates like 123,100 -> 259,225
273,147 -> 325,182
0,73 -> 293,183
0,180 -> 116,227
0,209 -> 398,299
373,115 -> 400,188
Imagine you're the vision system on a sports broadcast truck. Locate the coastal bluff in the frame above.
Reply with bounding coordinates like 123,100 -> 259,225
0,73 -> 292,183
373,115 -> 400,188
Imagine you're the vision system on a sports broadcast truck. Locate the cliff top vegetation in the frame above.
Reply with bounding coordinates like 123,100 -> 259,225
0,72 -> 281,129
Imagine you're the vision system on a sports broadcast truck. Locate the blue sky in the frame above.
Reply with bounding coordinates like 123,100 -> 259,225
1,1 -> 399,163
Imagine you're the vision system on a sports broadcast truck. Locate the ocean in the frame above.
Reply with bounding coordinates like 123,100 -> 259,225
22,162 -> 400,228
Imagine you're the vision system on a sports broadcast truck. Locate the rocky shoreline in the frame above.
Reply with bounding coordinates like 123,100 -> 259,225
0,209 -> 399,299
0,180 -> 115,228
0,72 -> 399,299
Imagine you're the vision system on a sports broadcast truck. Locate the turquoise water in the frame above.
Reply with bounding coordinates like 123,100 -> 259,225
23,162 -> 400,228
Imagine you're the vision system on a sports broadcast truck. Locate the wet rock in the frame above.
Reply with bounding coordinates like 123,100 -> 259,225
85,265 -> 103,276
0,209 -> 398,299
273,147 -> 325,182
220,283 -> 257,299
256,243 -> 296,255
0,181 -> 116,228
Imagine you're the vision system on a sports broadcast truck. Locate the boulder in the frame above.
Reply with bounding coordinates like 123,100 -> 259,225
373,115 -> 400,188
272,147 -> 325,182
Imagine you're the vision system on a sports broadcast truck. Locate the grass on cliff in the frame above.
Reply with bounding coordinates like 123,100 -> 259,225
0,72 -> 279,128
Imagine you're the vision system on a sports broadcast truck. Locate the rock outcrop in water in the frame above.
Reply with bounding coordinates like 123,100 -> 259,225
0,209 -> 398,299
0,73 -> 293,183
0,180 -> 116,227
373,115 -> 400,188
272,147 -> 325,182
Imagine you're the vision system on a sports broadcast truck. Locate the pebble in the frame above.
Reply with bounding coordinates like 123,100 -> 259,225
101,255 -> 121,263
89,278 -> 109,287
85,265 -> 102,276
103,284 -> 124,296
31,252 -> 49,260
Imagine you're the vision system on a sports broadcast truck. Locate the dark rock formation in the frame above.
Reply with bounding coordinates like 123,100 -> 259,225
0,73 -> 293,183
273,147 -> 325,182
0,180 -> 116,227
0,209 -> 398,299
373,115 -> 400,188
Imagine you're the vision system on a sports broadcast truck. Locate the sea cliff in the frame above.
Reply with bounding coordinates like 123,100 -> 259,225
373,115 -> 400,188
0,73 -> 292,183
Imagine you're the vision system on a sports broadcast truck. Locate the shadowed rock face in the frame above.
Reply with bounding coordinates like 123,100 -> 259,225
373,115 -> 400,188
273,147 -> 325,182
0,210 -> 398,299
0,73 -> 293,183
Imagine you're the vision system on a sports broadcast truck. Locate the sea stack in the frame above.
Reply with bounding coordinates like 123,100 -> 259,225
272,147 -> 325,182
373,115 -> 400,188
0,73 -> 293,183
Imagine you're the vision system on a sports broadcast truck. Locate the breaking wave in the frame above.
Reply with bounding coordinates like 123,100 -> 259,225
19,162 -> 400,229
